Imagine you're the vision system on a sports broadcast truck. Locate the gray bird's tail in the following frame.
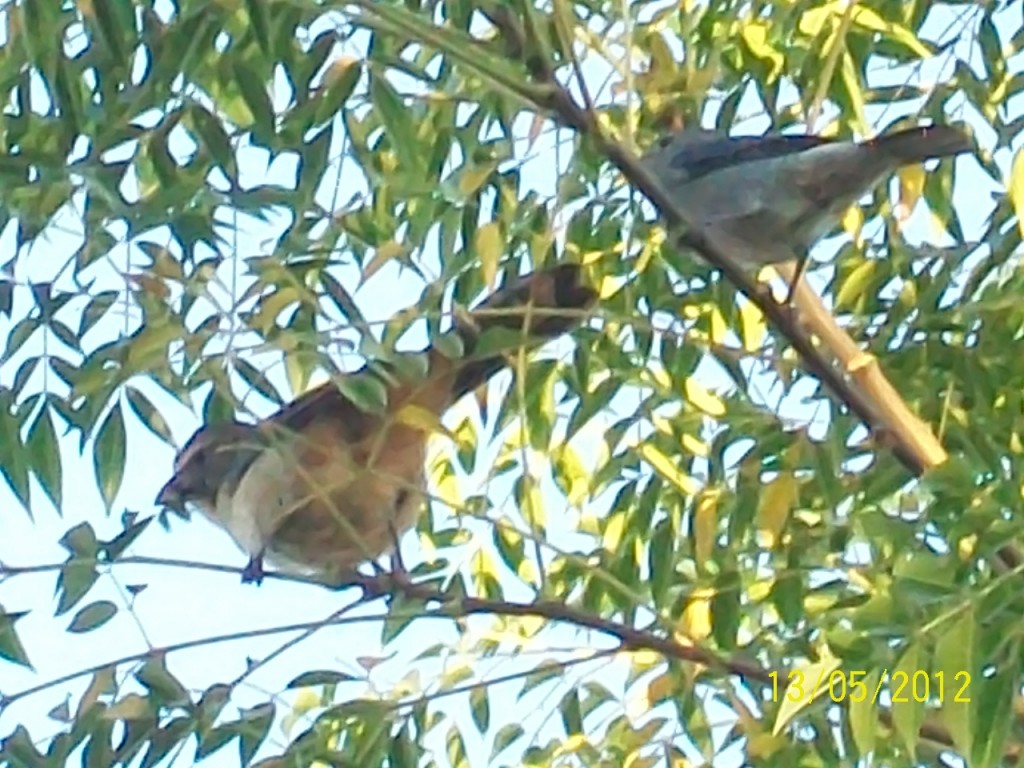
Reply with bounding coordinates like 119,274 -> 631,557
866,125 -> 971,165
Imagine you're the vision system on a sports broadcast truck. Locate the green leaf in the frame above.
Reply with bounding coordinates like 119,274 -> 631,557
56,558 -> 100,616
286,670 -> 359,689
710,569 -> 741,650
1,726 -> 44,763
891,643 -> 926,758
0,607 -> 32,668
337,373 -> 390,415
101,516 -> 153,562
187,103 -> 237,181
196,684 -> 231,726
370,73 -> 420,177
27,403 -> 61,508
469,686 -> 489,733
93,402 -> 127,509
313,58 -> 362,126
237,703 -> 274,765
68,601 -> 118,633
558,688 -> 583,736
242,0 -> 272,54
60,522 -> 99,556
491,723 -> 524,759
0,389 -> 30,510
135,654 -> 190,708
972,655 -> 1016,768
233,357 -> 284,405
233,60 -> 275,143
935,607 -> 976,757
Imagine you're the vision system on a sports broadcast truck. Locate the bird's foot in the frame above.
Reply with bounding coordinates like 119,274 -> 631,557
241,553 -> 265,585
783,255 -> 811,306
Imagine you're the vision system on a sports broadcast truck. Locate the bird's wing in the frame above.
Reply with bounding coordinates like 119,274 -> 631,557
651,131 -> 834,182
265,378 -> 377,442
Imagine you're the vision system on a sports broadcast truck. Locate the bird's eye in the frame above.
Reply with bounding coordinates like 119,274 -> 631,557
175,439 -> 209,472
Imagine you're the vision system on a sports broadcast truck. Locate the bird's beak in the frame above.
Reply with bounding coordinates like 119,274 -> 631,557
156,477 -> 186,512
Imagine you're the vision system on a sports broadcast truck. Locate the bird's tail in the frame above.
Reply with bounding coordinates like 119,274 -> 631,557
449,263 -> 597,401
867,125 -> 972,165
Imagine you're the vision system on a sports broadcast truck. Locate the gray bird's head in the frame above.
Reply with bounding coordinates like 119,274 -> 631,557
156,421 -> 266,514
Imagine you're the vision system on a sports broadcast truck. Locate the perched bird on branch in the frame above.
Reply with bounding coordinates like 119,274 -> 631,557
641,123 -> 971,284
156,264 -> 596,585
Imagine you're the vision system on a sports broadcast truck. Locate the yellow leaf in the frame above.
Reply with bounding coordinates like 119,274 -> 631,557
840,51 -> 868,134
439,663 -> 473,690
684,377 -> 726,417
599,274 -> 623,300
693,488 -> 719,566
249,286 -> 303,334
647,365 -> 672,392
452,415 -> 478,453
681,433 -> 708,458
680,586 -> 714,640
429,455 -> 461,510
361,240 -> 407,283
739,298 -> 766,352
458,162 -> 498,198
628,649 -> 661,670
103,694 -> 150,721
840,203 -> 865,246
957,534 -> 977,561
645,30 -> 680,84
554,443 -> 589,506
851,6 -> 931,58
835,258 -> 876,310
395,403 -> 454,440
603,510 -> 627,552
471,548 -> 499,583
285,353 -> 311,409
1009,148 -> 1024,240
772,653 -> 841,736
747,732 -> 786,760
324,56 -> 359,86
281,689 -> 323,736
520,474 -> 545,531
638,443 -> 700,496
758,472 -> 799,547
149,247 -> 184,281
124,323 -> 180,372
475,222 -> 503,288
646,671 -> 677,707
798,5 -> 832,36
740,21 -> 783,81
709,305 -> 728,346
896,164 -> 926,223
897,276 -> 918,309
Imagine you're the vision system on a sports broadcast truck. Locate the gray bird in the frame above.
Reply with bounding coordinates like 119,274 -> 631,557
641,124 -> 971,275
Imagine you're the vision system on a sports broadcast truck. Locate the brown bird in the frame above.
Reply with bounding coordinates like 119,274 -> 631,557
156,264 -> 596,585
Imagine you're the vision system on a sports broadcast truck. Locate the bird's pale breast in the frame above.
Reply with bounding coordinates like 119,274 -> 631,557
235,417 -> 430,577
